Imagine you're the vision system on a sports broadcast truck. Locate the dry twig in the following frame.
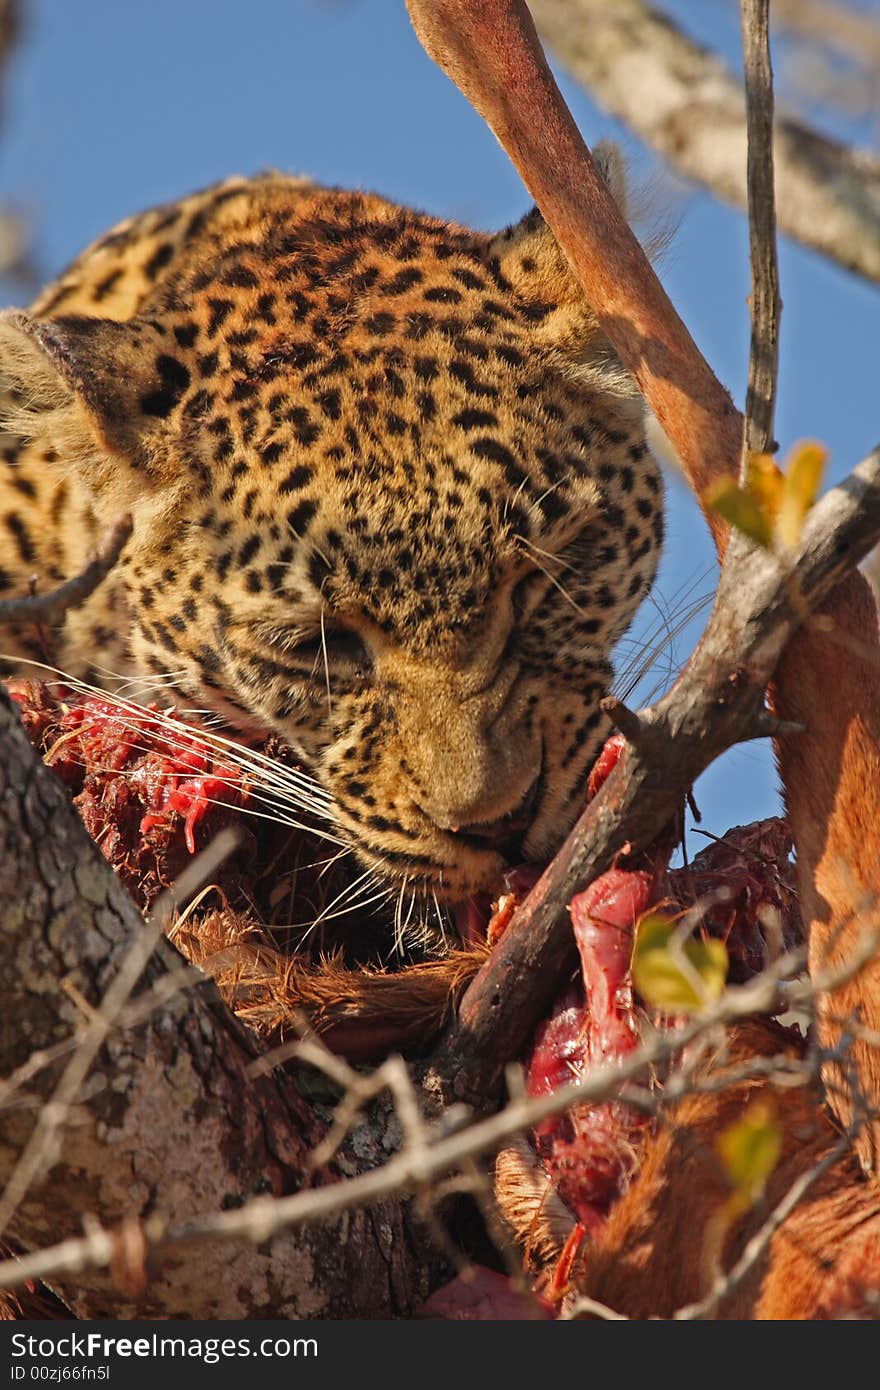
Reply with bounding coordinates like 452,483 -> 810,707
1,917 -> 877,1295
740,0 -> 781,465
0,513 -> 132,628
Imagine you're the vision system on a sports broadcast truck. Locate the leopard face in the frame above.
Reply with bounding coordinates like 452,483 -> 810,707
0,174 -> 662,901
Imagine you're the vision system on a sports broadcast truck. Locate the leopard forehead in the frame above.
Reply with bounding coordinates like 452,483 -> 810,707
119,186 -> 647,643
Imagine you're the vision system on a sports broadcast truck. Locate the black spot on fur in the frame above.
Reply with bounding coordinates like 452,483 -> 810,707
470,436 -> 526,487
364,311 -> 395,336
4,512 -> 34,565
279,464 -> 313,495
288,499 -> 318,534
207,298 -> 235,335
449,360 -> 499,399
287,407 -> 320,447
383,268 -> 423,295
92,268 -> 124,303
144,242 -> 174,280
222,264 -> 259,289
424,286 -> 462,304
174,321 -> 199,349
261,441 -> 285,465
140,354 -> 191,418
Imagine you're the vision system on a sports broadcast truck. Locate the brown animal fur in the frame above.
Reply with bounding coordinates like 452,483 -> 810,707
176,906 -> 487,1060
771,573 -> 880,1173
574,1019 -> 880,1319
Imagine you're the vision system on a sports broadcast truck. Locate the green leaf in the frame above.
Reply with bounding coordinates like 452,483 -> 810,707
777,441 -> 827,549
632,914 -> 729,1013
704,478 -> 773,548
717,1102 -> 782,1208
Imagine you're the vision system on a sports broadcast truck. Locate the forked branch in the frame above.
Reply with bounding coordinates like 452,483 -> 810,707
431,447 -> 880,1100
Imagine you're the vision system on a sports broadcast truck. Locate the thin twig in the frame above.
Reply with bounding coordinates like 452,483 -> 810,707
0,513 -> 133,628
599,694 -> 647,746
740,0 -> 781,468
673,1130 -> 855,1319
0,827 -> 240,1241
6,916 -> 879,1294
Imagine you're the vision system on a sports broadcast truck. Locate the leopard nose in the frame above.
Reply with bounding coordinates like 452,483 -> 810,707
436,763 -> 543,855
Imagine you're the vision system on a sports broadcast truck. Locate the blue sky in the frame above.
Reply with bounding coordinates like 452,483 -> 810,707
1,0 -> 878,849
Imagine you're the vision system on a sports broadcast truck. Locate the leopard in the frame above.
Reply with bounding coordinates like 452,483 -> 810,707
0,167 -> 662,909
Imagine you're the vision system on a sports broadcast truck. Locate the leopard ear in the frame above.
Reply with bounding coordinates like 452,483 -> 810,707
487,142 -> 636,382
0,309 -> 190,493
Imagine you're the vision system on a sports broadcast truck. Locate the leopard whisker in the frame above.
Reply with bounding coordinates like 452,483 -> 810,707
391,874 -> 419,957
613,568 -> 713,705
289,879 -> 395,944
3,657 -> 340,832
291,861 -> 388,936
319,604 -> 333,725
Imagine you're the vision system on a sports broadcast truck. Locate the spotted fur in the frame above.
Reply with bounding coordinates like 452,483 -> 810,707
0,172 -> 662,900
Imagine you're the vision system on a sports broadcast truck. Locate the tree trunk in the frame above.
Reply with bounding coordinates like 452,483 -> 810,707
0,684 -> 442,1318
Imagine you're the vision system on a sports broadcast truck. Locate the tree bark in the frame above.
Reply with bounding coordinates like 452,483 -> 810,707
0,684 -> 442,1318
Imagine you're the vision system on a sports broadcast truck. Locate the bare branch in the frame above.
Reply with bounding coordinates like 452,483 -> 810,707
598,693 -> 648,746
431,445 -> 880,1101
529,0 -> 880,286
740,0 -> 781,465
0,513 -> 133,628
5,908 -> 879,1297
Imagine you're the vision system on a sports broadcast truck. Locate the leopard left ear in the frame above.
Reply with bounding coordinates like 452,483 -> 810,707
0,309 -> 191,496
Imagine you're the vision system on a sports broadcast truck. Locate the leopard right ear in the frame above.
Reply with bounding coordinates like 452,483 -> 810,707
486,143 -> 639,390
0,309 -> 191,502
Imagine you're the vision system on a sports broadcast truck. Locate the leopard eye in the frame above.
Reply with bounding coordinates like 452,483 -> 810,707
292,627 -> 371,674
510,570 -> 548,620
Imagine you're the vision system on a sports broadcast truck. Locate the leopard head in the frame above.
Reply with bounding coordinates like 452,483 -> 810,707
0,178 -> 662,901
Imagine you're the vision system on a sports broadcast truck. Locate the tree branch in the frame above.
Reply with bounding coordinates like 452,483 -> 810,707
0,514 -> 132,628
430,446 -> 880,1102
740,0 -> 781,464
5,913 -> 879,1298
529,0 -> 880,287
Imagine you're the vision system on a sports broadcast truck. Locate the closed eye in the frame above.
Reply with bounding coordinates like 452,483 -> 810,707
288,626 -> 371,674
510,569 -> 551,620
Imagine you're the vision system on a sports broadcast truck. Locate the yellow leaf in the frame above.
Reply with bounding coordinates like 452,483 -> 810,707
717,1101 -> 782,1210
632,914 -> 729,1013
704,478 -> 773,548
777,441 -> 827,549
746,453 -> 784,521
